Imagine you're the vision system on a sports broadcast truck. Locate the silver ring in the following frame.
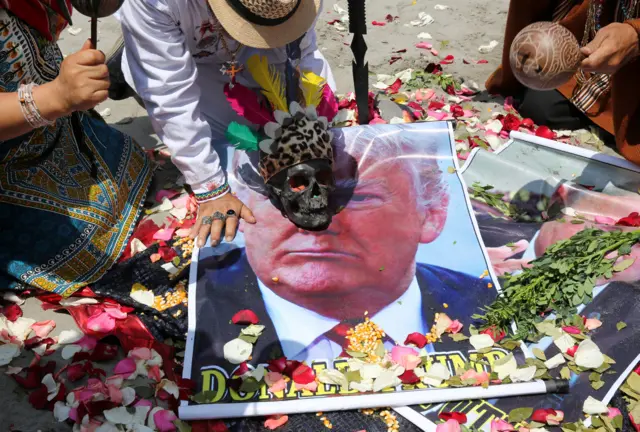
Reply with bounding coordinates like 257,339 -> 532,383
213,211 -> 226,221
201,216 -> 214,225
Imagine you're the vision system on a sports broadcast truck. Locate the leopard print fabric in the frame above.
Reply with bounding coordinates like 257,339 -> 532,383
259,116 -> 333,181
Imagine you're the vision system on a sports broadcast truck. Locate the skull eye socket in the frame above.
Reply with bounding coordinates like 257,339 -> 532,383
316,168 -> 333,186
289,174 -> 309,192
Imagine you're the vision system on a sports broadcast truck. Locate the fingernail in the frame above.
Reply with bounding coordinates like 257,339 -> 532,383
212,239 -> 218,246
226,236 -> 233,242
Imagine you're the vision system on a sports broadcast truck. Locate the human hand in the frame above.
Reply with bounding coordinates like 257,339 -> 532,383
581,23 -> 640,74
190,193 -> 256,248
51,39 -> 110,115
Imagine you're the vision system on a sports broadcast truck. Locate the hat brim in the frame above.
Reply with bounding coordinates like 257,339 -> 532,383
208,0 -> 320,49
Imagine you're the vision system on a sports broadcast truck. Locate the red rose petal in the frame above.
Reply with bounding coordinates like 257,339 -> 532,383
562,326 -> 581,335
231,310 -> 259,325
440,55 -> 455,65
385,78 -> 403,95
566,345 -> 579,357
501,113 -> 522,132
439,412 -> 468,424
283,360 -> 302,378
233,362 -> 250,377
372,21 -> 386,26
617,212 -> 640,227
158,246 -> 178,262
291,364 -> 315,384
385,14 -> 397,22
404,332 -> 428,348
477,59 -> 489,64
389,56 -> 402,65
480,327 -> 506,342
535,125 -> 556,140
451,105 -> 465,118
428,101 -> 445,111
29,384 -> 49,410
532,408 -> 556,424
3,304 -> 23,322
268,357 -> 288,374
90,343 -> 119,362
399,369 -> 421,385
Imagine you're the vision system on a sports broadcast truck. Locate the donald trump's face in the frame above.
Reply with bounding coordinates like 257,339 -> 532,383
239,146 -> 449,320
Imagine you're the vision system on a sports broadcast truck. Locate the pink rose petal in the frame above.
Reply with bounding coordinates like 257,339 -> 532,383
430,49 -> 439,56
135,399 -> 154,408
608,407 -> 622,419
448,320 -> 463,334
595,216 -> 617,225
150,253 -> 162,263
491,418 -> 515,432
175,228 -> 191,238
584,318 -> 602,331
153,409 -> 178,432
130,347 -> 153,360
104,307 -> 127,320
436,419 -> 461,432
416,42 -> 432,50
76,335 -> 98,351
265,372 -> 287,393
153,228 -> 175,241
428,110 -> 448,120
31,320 -> 56,338
460,370 -> 490,386
87,312 -> 116,333
265,415 -> 289,430
108,384 -> 123,404
114,358 -> 137,377
148,365 -> 162,382
294,380 -> 318,392
562,326 -> 581,335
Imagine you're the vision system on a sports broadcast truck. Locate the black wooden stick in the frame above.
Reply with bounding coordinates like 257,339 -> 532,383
348,0 -> 369,125
91,18 -> 98,48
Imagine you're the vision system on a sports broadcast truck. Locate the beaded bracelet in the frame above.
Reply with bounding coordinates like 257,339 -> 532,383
18,83 -> 55,129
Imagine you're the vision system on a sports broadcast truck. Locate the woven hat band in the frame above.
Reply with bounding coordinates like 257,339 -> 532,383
226,0 -> 301,26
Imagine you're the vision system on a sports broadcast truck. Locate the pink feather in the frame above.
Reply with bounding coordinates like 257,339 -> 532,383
224,83 -> 274,127
317,84 -> 339,122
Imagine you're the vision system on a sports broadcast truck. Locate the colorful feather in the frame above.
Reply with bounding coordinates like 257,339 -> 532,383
246,55 -> 288,113
301,71 -> 325,109
285,38 -> 303,106
224,83 -> 274,127
225,122 -> 260,151
316,84 -> 339,122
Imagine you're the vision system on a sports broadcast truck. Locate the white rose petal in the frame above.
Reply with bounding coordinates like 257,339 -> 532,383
32,344 -> 47,356
394,69 -> 413,82
121,387 -> 136,406
360,363 -> 384,380
318,369 -> 348,388
574,339 -> 604,369
530,429 -> 549,432
423,362 -> 451,386
132,425 -> 154,432
553,333 -> 576,353
544,353 -> 566,370
493,353 -> 517,380
470,334 -> 495,351
583,396 -> 609,415
250,365 -> 266,382
0,343 -> 20,366
8,317 -> 35,341
485,135 -> 504,151
350,378 -> 374,393
347,358 -> 366,371
434,4 -> 449,9
147,349 -> 163,367
61,344 -> 83,360
510,366 -> 537,383
485,119 -> 504,134
59,298 -> 99,307
417,32 -> 432,39
96,423 -> 120,432
54,401 -> 71,422
133,406 -> 151,425
104,406 -> 135,425
373,369 -> 402,392
147,407 -> 164,429
158,197 -> 174,212
170,207 -> 188,221
5,366 -> 22,375
223,338 -> 253,364
161,262 -> 179,274
58,329 -> 84,345
3,292 -> 25,305
130,289 -> 155,308
42,373 -> 60,401
241,325 -> 265,337
479,40 -> 500,53
373,82 -> 389,90
130,238 -> 147,256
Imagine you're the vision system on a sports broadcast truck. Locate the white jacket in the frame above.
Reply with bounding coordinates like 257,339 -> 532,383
117,0 -> 334,199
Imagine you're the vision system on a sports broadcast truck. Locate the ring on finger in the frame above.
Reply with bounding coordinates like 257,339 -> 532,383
213,211 -> 226,222
226,209 -> 237,218
201,216 -> 214,225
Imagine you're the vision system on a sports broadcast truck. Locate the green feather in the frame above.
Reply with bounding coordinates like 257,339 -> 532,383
225,122 -> 260,151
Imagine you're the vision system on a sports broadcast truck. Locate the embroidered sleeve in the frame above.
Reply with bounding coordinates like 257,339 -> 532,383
119,0 -> 226,195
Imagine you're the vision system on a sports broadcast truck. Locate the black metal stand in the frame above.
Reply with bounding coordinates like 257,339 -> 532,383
91,18 -> 98,48
348,0 -> 369,125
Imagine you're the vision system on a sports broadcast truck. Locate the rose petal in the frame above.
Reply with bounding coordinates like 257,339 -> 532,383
87,312 -> 116,333
574,339 -> 604,369
57,329 -> 84,345
0,343 -> 20,366
373,367 -> 403,392
291,364 -> 316,385
510,366 -> 537,382
223,339 -> 253,364
583,396 -> 608,415
317,369 -> 348,388
469,334 -> 494,351
294,380 -> 318,392
231,310 -> 260,325
561,326 -> 581,335
404,332 -> 428,348
59,297 -> 99,307
153,228 -> 175,241
584,318 -> 603,331
157,379 -> 180,399
153,409 -> 178,432
553,334 -> 576,353
493,353 -> 517,380
544,353 -> 566,370
264,415 -> 289,430
423,362 -> 451,386
265,372 -> 287,393
491,418 -> 515,432
31,320 -> 56,338
53,401 -> 71,422
130,347 -> 153,360
439,412 -> 468,424
436,419 -> 462,432
114,357 -> 137,377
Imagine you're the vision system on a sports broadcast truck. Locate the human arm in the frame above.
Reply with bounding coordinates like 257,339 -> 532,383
118,0 -> 255,246
0,40 -> 108,141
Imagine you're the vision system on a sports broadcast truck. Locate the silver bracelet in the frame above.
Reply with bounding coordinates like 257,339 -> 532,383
18,83 -> 55,129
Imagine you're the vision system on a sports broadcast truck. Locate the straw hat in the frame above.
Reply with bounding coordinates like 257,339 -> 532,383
208,0 -> 321,49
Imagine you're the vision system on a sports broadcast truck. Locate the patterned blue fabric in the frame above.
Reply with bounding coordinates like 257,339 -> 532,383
0,10 -> 153,296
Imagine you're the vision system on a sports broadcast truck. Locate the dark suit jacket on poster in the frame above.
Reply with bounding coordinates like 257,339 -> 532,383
191,248 -> 496,381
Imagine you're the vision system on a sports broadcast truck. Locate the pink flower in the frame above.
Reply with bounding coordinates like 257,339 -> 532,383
391,346 -> 421,370
87,306 -> 127,334
460,369 -> 490,386
153,408 -> 178,432
130,347 -> 152,360
264,415 -> 289,430
491,418 -> 515,432
436,419 -> 461,432
294,380 -> 318,392
31,320 -> 56,338
448,320 -> 463,334
595,216 -> 617,225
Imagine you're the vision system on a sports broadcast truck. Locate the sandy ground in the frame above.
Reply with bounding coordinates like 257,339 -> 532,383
0,1 -> 512,430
